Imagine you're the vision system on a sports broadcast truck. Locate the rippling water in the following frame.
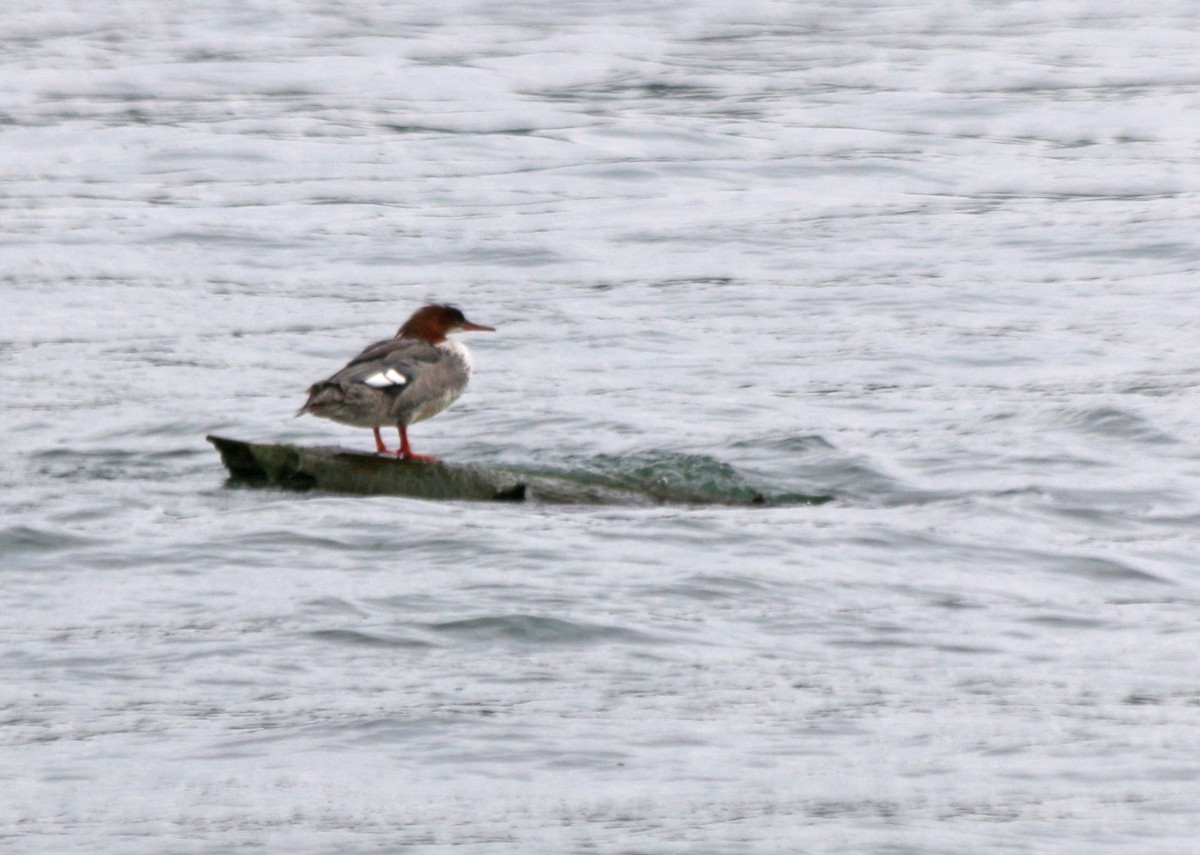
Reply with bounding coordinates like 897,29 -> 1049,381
4,2 -> 1200,852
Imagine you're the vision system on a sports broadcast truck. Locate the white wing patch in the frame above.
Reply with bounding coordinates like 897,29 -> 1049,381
362,368 -> 409,388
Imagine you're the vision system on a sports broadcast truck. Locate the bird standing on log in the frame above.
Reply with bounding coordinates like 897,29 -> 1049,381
298,304 -> 494,461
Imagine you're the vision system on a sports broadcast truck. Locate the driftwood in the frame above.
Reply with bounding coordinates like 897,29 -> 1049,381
207,435 -> 525,501
206,435 -> 816,506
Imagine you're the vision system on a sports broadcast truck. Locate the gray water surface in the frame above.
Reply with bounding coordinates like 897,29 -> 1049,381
4,2 -> 1200,853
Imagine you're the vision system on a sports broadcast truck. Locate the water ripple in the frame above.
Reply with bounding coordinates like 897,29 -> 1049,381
306,629 -> 432,650
428,614 -> 658,647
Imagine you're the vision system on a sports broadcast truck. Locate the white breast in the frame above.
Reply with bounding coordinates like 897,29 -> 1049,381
439,338 -> 473,375
407,339 -> 473,424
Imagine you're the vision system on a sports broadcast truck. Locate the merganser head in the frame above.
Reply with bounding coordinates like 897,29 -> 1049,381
396,304 -> 495,343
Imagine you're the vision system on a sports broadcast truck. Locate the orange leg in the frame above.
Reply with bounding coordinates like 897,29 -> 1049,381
397,424 -> 439,462
372,427 -> 391,454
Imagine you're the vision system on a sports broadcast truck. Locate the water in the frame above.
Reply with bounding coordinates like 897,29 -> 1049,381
3,2 -> 1200,852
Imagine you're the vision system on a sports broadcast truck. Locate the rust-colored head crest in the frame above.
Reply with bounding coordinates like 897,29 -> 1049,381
397,305 -> 494,342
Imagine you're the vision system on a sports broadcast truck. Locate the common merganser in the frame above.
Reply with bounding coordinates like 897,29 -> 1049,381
298,304 -> 494,461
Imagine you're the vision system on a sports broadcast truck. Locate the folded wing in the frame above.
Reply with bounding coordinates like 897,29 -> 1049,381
299,338 -> 467,426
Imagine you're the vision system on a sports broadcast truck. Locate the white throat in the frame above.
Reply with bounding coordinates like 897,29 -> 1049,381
438,338 -> 473,374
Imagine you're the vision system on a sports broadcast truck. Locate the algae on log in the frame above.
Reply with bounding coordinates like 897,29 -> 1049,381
206,436 -> 795,505
207,435 -> 526,502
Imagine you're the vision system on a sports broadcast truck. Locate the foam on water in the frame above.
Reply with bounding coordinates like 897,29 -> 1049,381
4,1 -> 1200,853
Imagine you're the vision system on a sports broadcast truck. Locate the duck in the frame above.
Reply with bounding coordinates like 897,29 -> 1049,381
298,304 -> 494,461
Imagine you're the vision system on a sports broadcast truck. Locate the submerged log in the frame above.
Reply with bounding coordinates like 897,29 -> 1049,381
206,436 -> 814,506
207,435 -> 526,501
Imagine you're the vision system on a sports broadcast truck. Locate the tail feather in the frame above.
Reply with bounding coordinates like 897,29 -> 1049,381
296,382 -> 343,417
